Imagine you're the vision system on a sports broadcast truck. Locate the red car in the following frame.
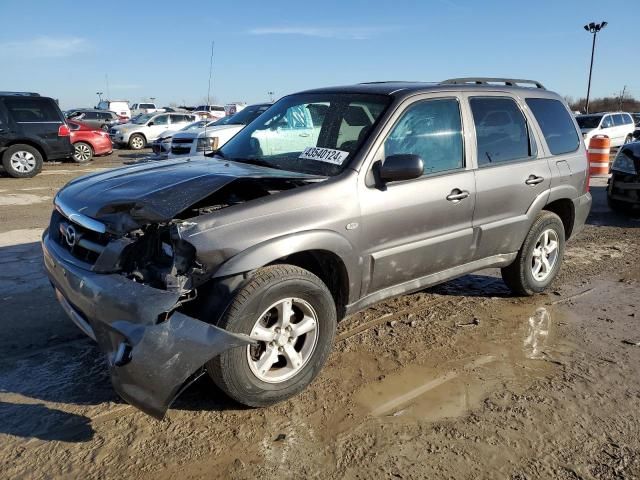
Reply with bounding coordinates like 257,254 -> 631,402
68,120 -> 113,163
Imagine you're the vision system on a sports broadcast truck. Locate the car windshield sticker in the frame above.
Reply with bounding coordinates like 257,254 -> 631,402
299,147 -> 349,165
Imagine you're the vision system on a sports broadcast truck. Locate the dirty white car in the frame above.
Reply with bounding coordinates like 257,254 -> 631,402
170,103 -> 271,156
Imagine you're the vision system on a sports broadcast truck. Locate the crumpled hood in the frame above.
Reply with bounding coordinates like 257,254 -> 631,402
56,158 -> 320,233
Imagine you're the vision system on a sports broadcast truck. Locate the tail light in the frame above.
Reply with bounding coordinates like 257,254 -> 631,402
585,151 -> 591,193
58,124 -> 70,137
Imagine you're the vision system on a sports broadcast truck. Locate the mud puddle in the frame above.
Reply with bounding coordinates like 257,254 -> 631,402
356,305 -> 560,423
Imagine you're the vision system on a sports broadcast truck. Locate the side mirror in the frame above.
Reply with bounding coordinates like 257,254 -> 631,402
379,154 -> 424,183
147,121 -> 154,126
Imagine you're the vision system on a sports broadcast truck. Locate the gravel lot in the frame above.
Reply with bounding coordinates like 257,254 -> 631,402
1,150 -> 640,479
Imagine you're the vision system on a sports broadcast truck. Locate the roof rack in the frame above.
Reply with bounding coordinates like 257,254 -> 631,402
441,78 -> 546,89
0,91 -> 40,96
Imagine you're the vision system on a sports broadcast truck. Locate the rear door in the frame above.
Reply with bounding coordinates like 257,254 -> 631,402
81,111 -> 100,129
358,95 -> 476,294
3,96 -> 70,158
468,94 -> 551,260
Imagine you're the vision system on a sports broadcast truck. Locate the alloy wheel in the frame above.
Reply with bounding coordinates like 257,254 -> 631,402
531,229 -> 559,281
9,150 -> 36,173
247,297 -> 319,383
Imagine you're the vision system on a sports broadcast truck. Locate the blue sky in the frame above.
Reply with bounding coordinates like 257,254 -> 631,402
0,0 -> 636,109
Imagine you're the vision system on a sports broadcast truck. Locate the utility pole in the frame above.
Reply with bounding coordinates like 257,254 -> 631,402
268,91 -> 274,102
583,21 -> 607,114
618,85 -> 627,110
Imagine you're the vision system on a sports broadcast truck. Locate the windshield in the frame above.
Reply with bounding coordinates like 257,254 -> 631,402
214,105 -> 270,126
217,93 -> 390,176
576,115 -> 603,129
180,120 -> 210,131
133,113 -> 154,125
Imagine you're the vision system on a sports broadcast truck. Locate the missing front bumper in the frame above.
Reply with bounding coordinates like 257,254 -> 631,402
43,230 -> 252,419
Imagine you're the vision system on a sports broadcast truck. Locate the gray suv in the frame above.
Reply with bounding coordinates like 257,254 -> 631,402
43,78 -> 591,418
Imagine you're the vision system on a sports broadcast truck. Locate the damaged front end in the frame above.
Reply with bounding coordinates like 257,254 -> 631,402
43,159 -> 323,417
44,203 -> 252,419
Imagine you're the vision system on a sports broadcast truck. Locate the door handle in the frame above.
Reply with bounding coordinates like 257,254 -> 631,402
525,175 -> 544,186
446,189 -> 470,202
298,133 -> 310,137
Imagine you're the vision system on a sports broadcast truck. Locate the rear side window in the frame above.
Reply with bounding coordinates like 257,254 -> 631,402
384,98 -> 464,175
470,97 -> 533,166
613,114 -> 625,126
5,98 -> 60,122
525,98 -> 580,155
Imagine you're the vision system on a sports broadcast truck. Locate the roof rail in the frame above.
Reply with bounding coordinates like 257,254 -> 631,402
441,78 -> 546,89
0,91 -> 41,96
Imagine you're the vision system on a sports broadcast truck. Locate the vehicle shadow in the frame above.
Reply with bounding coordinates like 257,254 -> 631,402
588,185 -> 640,227
0,401 -> 94,442
426,273 -> 512,298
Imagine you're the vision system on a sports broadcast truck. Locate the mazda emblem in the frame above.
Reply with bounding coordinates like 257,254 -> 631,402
65,225 -> 77,248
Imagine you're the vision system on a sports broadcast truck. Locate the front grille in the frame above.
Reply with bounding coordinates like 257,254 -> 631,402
171,146 -> 191,155
172,138 -> 193,144
50,210 -> 111,264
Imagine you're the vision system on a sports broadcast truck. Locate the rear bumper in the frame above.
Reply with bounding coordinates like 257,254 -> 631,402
571,192 -> 592,238
42,229 -> 252,419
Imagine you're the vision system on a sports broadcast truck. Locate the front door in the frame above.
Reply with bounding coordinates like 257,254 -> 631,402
358,96 -> 476,295
147,114 -> 170,141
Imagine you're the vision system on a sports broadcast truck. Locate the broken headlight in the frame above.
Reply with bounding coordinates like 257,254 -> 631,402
121,223 -> 199,291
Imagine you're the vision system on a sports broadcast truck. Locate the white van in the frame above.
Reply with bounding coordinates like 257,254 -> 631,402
130,103 -> 163,116
97,100 -> 131,120
576,112 -> 636,148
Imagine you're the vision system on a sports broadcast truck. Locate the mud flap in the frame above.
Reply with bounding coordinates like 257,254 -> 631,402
103,313 -> 252,419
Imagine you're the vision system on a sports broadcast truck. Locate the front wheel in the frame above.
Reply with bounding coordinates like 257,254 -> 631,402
207,265 -> 336,407
501,211 -> 565,296
624,134 -> 634,144
128,133 -> 146,150
72,142 -> 93,163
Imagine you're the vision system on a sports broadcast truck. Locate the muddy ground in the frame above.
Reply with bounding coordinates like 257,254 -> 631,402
1,151 -> 640,479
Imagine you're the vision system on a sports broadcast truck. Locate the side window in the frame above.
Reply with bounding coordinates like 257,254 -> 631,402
470,97 -> 533,166
171,114 -> 186,123
613,114 -> 625,126
383,98 -> 464,175
625,114 -> 634,125
601,115 -> 613,128
273,105 -> 313,130
153,115 -> 168,125
84,112 -> 98,120
525,98 -> 580,155
5,98 -> 60,122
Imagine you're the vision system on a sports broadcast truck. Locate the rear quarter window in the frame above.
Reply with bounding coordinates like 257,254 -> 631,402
5,98 -> 61,123
525,98 -> 580,155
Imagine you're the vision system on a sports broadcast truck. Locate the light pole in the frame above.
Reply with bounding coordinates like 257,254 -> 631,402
583,21 -> 607,114
96,91 -> 103,103
268,91 -> 274,102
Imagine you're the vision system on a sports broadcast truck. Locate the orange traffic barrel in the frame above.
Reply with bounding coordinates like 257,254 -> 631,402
588,135 -> 611,176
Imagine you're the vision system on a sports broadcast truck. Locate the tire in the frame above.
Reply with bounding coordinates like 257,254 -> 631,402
72,142 -> 93,163
128,133 -> 146,150
607,194 -> 632,213
101,124 -> 109,132
1,144 -> 43,178
207,264 -> 337,407
624,134 -> 633,144
501,211 -> 565,296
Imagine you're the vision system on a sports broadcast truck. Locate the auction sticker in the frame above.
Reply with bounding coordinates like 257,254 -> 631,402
299,147 -> 349,165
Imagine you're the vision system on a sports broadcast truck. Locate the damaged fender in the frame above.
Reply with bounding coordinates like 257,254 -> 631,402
42,231 -> 252,419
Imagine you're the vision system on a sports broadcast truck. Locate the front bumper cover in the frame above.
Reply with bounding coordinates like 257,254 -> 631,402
42,230 -> 252,419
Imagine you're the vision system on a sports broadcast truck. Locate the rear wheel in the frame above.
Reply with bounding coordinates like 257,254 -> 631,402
2,144 -> 43,178
624,134 -> 634,144
72,142 -> 93,163
607,194 -> 633,213
101,124 -> 109,132
207,265 -> 336,407
501,211 -> 565,296
128,134 -> 146,150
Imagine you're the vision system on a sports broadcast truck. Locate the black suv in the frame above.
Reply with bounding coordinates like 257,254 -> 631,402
0,92 -> 73,178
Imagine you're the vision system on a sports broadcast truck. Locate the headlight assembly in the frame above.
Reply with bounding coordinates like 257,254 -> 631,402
611,151 -> 638,174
